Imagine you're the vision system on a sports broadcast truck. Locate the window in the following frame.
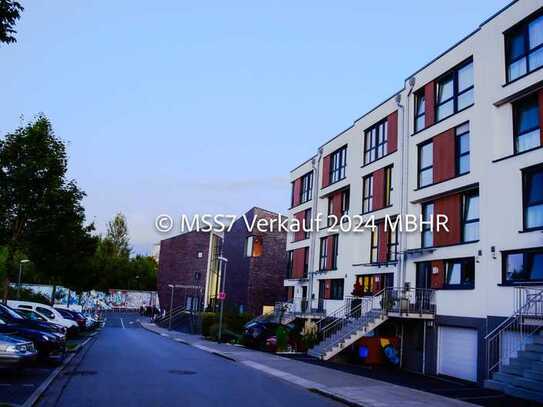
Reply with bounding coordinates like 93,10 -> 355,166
303,247 -> 309,278
244,236 -> 263,257
456,123 -> 470,175
329,279 -> 344,300
36,307 -> 55,320
514,95 -> 540,153
524,166 -> 543,230
444,258 -> 475,289
300,171 -> 313,204
387,224 -> 398,262
506,13 -> 543,82
384,165 -> 393,207
421,203 -> 434,248
436,60 -> 474,121
303,208 -> 312,239
341,189 -> 350,216
462,191 -> 479,243
364,119 -> 388,164
418,141 -> 433,188
319,237 -> 328,271
327,196 -> 335,226
286,250 -> 293,278
370,227 -> 378,263
415,89 -> 426,132
330,146 -> 347,184
362,174 -> 373,213
503,248 -> 543,283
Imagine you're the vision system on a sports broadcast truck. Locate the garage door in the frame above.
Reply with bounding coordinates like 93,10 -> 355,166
438,326 -> 478,382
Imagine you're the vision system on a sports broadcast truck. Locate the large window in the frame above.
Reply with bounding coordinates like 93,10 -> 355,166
330,146 -> 347,184
514,95 -> 541,153
503,248 -> 543,283
244,236 -> 263,257
462,191 -> 479,243
300,171 -> 313,204
329,279 -> 344,300
436,60 -> 474,121
506,13 -> 543,82
384,165 -> 393,207
362,174 -> 373,213
364,119 -> 388,164
415,89 -> 426,132
387,224 -> 398,262
456,123 -> 470,175
418,141 -> 433,188
444,258 -> 475,289
319,237 -> 328,271
319,236 -> 338,271
524,165 -> 543,230
421,203 -> 434,248
370,227 -> 379,263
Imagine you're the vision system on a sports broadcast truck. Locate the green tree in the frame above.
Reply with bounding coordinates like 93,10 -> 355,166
0,0 -> 23,44
106,212 -> 131,257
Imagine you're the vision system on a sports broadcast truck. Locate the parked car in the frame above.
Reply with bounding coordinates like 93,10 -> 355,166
8,301 -> 79,337
242,321 -> 280,350
55,308 -> 87,331
0,317 -> 65,362
0,304 -> 66,338
0,334 -> 37,368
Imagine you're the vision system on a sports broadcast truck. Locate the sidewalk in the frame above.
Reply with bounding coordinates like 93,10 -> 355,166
140,320 -> 475,407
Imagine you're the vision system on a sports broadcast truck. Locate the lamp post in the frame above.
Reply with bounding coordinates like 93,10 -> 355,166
17,259 -> 30,300
167,284 -> 183,330
217,256 -> 228,343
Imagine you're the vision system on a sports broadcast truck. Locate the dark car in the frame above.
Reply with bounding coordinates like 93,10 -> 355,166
242,321 -> 280,350
0,304 -> 66,337
0,334 -> 38,368
55,308 -> 86,331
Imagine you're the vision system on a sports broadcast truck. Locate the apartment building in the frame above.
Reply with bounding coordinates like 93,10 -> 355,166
284,0 -> 543,394
223,207 -> 287,315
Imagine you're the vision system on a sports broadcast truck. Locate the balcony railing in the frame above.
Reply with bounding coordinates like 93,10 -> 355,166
382,287 -> 436,316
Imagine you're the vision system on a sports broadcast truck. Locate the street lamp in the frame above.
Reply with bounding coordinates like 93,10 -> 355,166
167,284 -> 183,330
17,259 -> 30,300
217,256 -> 228,343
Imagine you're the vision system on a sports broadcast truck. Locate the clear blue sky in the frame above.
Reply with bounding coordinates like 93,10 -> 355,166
0,0 -> 509,254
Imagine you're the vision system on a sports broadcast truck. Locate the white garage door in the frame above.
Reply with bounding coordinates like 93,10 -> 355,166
438,326 -> 478,382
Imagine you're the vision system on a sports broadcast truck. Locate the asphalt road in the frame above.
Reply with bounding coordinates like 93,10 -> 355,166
41,312 -> 340,407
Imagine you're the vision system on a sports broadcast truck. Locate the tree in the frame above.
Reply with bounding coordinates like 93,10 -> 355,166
0,0 -> 23,44
0,115 -> 97,301
106,212 -> 131,257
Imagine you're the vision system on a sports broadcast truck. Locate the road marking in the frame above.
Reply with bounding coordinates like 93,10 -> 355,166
120,318 -> 125,329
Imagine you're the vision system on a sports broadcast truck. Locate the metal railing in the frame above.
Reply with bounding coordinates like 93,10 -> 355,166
382,287 -> 436,316
155,304 -> 186,326
317,289 -> 386,345
485,287 -> 543,379
275,297 -> 325,318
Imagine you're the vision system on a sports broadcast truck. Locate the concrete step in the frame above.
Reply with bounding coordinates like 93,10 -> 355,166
524,369 -> 543,381
518,351 -> 543,361
501,364 -> 525,376
513,376 -> 543,392
533,335 -> 543,345
484,379 -> 506,392
506,384 -> 543,403
511,357 -> 534,368
530,361 -> 543,372
494,371 -> 521,384
525,343 -> 543,353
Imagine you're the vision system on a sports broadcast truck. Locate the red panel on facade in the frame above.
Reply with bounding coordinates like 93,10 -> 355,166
424,81 -> 435,127
292,178 -> 301,207
287,287 -> 294,300
387,110 -> 398,153
378,222 -> 388,263
293,211 -> 305,241
433,128 -> 456,183
372,168 -> 385,211
539,89 -> 543,145
332,191 -> 342,219
322,154 -> 331,188
430,260 -> 444,289
326,235 -> 335,270
434,194 -> 461,246
291,247 -> 305,279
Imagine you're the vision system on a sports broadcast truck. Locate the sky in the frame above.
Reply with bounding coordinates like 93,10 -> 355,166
0,0 -> 510,254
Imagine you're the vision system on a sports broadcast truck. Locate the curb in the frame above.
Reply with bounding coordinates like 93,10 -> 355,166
308,388 -> 363,407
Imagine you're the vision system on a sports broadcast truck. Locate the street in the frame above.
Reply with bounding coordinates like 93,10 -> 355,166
39,313 -> 340,407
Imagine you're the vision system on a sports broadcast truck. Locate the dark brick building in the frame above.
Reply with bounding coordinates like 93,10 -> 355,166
157,231 -> 222,312
223,207 -> 287,315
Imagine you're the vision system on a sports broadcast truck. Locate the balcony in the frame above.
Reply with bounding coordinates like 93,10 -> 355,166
274,297 -> 325,323
382,287 -> 436,319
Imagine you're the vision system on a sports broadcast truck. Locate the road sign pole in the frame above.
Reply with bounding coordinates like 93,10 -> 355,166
217,258 -> 228,343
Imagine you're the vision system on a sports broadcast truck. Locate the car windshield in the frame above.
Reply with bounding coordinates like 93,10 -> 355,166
0,305 -> 24,320
20,310 -> 46,321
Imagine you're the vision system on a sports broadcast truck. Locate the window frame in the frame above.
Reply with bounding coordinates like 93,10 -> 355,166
387,223 -> 398,262
319,237 -> 328,271
329,146 -> 347,184
341,188 -> 350,216
461,190 -> 480,243
370,227 -> 379,263
362,174 -> 374,214
443,257 -> 475,289
286,250 -> 293,278
364,119 -> 388,165
513,94 -> 541,154
505,10 -> 543,83
300,171 -> 313,204
414,89 -> 426,132
455,122 -> 470,176
523,164 -> 543,231
303,246 -> 309,278
502,247 -> 543,284
303,208 -> 312,239
329,279 -> 344,300
384,165 -> 393,207
435,58 -> 474,122
418,140 -> 433,188
421,202 -> 434,248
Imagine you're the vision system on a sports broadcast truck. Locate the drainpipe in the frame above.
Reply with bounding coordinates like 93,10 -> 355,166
397,77 -> 415,288
307,148 -> 323,311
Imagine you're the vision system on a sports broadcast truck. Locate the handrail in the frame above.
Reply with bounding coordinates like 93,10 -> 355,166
155,304 -> 186,323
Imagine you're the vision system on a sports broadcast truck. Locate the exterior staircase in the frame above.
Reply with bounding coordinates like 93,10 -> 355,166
155,305 -> 187,329
308,289 -> 387,360
484,287 -> 543,403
